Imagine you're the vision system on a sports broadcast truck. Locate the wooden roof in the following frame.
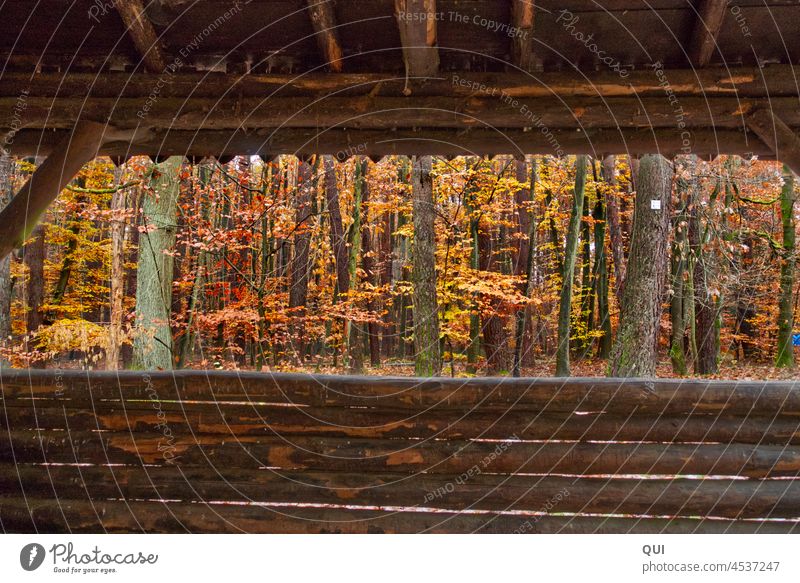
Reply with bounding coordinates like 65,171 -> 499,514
2,0 -> 800,159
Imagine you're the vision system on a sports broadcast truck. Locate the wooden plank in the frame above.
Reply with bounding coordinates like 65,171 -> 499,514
3,430 -> 800,477
5,127 -> 774,159
510,0 -> 536,71
115,0 -> 169,73
2,370 -> 799,416
5,95 -> 792,131
4,464 -> 800,519
2,497 -> 796,534
0,122 -> 108,261
394,0 -> 439,78
689,0 -> 729,67
306,0 -> 344,72
4,402 -> 799,444
4,66 -> 797,99
745,108 -> 800,177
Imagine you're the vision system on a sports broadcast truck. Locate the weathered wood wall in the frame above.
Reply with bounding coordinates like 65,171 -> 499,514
1,370 -> 799,533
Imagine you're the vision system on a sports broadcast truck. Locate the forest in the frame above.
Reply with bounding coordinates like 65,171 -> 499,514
0,152 -> 795,378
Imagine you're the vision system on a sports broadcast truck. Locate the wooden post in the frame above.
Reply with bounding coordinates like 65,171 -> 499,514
688,0 -> 728,67
306,0 -> 344,72
116,0 -> 169,73
394,0 -> 439,79
0,121 -> 107,261
746,108 -> 800,177
510,0 -> 535,71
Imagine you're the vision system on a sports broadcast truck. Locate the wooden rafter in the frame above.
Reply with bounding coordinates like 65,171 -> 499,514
116,0 -> 169,73
0,121 -> 107,261
510,0 -> 535,71
5,66 -> 795,100
688,0 -> 729,67
7,127 -> 775,160
306,0 -> 344,72
746,108 -> 800,176
394,0 -> 439,79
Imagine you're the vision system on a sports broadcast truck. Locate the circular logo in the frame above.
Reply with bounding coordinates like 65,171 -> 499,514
20,543 -> 46,571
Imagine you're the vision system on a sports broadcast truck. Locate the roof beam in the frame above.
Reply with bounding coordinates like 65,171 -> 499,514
5,66 -> 797,99
4,95 -> 790,131
510,0 -> 535,71
116,0 -> 169,73
0,121 -> 107,260
6,127 -> 774,160
394,0 -> 439,79
746,108 -> 800,176
306,0 -> 344,72
689,0 -> 728,67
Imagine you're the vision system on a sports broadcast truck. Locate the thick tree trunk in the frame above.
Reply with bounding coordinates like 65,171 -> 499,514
322,155 -> 349,299
608,154 -> 671,377
776,165 -> 796,368
411,155 -> 441,376
132,156 -> 183,370
555,156 -> 587,377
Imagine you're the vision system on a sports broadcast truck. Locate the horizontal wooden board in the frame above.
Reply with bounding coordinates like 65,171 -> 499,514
2,497 -> 797,534
3,430 -> 800,477
3,464 -> 799,520
2,370 -> 799,415
4,402 -> 800,445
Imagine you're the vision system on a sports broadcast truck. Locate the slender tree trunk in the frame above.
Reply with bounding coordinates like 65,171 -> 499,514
411,155 -> 441,376
689,162 -> 719,375
346,158 -> 366,373
0,155 -> 14,365
133,156 -> 183,370
608,154 -> 671,377
669,164 -> 689,376
464,157 -> 481,374
359,161 -> 381,368
107,168 -> 127,370
776,165 -> 796,368
593,173 -> 612,359
602,155 -> 626,303
555,155 -> 587,377
513,157 -> 537,376
288,159 -> 314,363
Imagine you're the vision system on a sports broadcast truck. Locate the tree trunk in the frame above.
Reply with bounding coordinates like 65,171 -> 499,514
608,154 -> 671,377
107,168 -> 127,370
669,159 -> 690,375
513,157 -> 537,376
776,165 -> 796,368
555,155 -> 587,377
411,155 -> 441,377
0,155 -> 14,365
593,170 -> 612,360
346,158 -> 366,373
602,155 -> 626,305
359,161 -> 381,368
132,156 -> 183,370
288,159 -> 314,363
689,161 -> 719,375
